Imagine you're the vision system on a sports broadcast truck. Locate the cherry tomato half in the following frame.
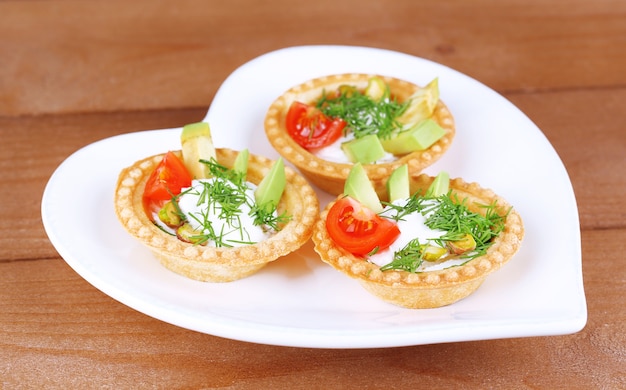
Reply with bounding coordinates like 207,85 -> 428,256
285,101 -> 346,150
142,151 -> 192,208
326,196 -> 400,257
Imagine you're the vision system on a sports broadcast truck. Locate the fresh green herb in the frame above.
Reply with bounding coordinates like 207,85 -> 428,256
316,86 -> 407,139
380,238 -> 426,272
379,193 -> 508,272
160,187 -> 193,227
200,158 -> 245,185
162,158 -> 288,247
425,195 -> 506,259
367,246 -> 381,257
249,204 -> 291,231
381,191 -> 429,222
196,180 -> 246,224
169,192 -> 187,220
155,223 -> 177,236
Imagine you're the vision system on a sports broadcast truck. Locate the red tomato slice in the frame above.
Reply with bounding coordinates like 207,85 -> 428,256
142,151 -> 192,208
326,196 -> 400,257
285,101 -> 346,150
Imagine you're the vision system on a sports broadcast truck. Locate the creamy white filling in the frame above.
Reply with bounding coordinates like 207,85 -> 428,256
175,178 -> 273,247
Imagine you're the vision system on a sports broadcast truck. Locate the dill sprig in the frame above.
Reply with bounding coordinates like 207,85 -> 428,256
249,205 -> 291,231
316,86 -> 407,139
171,158 -> 287,247
200,158 -> 245,185
379,193 -> 508,272
380,238 -> 426,272
425,195 -> 506,259
381,191 -> 429,222
196,180 -> 247,226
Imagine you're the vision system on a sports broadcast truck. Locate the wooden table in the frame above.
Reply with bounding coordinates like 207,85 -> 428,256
2,1 -> 624,388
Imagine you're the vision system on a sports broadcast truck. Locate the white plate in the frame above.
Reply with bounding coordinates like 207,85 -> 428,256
41,45 -> 586,348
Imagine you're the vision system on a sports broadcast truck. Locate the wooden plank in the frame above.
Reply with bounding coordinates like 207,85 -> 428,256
507,88 -> 626,230
0,108 -> 207,261
0,227 -> 623,388
1,0 -> 625,116
1,0 -> 624,387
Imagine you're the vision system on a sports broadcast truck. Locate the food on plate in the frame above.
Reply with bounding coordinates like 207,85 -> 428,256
114,122 -> 319,282
264,73 -> 455,196
311,164 -> 524,308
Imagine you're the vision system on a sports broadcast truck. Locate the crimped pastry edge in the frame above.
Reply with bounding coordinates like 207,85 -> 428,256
114,148 -> 320,282
264,73 -> 456,196
311,174 -> 524,309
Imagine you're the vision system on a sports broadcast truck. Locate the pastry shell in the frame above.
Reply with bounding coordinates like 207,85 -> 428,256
114,148 -> 319,282
264,73 -> 455,197
311,174 -> 524,309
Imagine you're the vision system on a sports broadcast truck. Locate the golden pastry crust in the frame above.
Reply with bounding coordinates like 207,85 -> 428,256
264,73 -> 455,197
114,148 -> 319,282
311,174 -> 524,309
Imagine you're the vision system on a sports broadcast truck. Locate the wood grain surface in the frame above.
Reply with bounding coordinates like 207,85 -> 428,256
1,0 -> 625,388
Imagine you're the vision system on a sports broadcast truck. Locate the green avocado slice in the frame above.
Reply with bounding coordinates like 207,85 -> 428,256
425,171 -> 450,198
387,164 -> 410,202
344,163 -> 382,213
180,122 -> 216,179
254,157 -> 286,213
341,134 -> 386,164
380,119 -> 446,155
232,148 -> 249,182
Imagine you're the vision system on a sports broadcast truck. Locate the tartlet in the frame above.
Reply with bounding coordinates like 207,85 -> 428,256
114,148 -> 319,282
311,174 -> 524,309
264,73 -> 455,197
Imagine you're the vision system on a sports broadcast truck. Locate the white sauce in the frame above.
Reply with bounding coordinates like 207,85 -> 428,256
175,178 -> 273,247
